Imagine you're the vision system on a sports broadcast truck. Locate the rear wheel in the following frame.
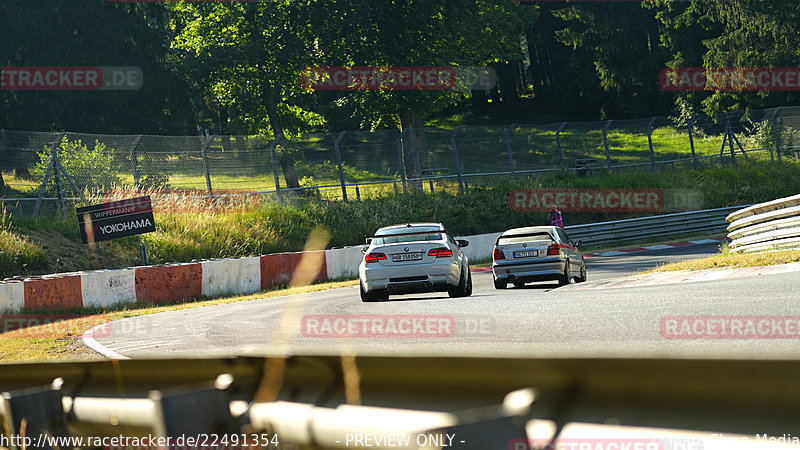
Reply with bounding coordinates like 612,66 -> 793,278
449,266 -> 472,298
513,281 -> 526,288
493,278 -> 507,289
575,263 -> 587,283
558,260 -> 572,286
360,282 -> 386,302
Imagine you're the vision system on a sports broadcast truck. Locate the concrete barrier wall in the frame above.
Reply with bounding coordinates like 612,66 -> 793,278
81,268 -> 137,308
201,257 -> 260,298
0,281 -> 24,311
325,246 -> 366,280
135,263 -> 203,304
0,231 -> 496,313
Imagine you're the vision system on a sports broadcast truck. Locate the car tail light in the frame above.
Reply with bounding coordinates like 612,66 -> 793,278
427,247 -> 453,258
364,252 -> 387,263
547,243 -> 571,255
493,248 -> 505,260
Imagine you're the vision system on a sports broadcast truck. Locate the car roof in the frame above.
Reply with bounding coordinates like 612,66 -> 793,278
500,226 -> 559,236
375,223 -> 445,235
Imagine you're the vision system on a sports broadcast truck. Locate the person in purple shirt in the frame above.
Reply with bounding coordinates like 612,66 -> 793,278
548,204 -> 563,227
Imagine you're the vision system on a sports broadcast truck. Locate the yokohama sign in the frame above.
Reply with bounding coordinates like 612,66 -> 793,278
509,189 -> 664,213
76,196 -> 156,244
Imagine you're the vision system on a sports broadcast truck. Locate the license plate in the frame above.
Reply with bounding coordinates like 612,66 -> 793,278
392,252 -> 423,262
513,250 -> 538,258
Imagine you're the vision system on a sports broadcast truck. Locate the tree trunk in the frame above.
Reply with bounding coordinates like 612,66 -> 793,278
261,78 -> 300,189
398,108 -> 425,192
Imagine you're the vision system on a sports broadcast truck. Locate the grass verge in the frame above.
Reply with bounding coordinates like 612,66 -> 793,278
648,247 -> 800,273
0,279 -> 358,363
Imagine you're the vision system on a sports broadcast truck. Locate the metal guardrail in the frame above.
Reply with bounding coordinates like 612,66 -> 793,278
564,206 -> 748,246
3,356 -> 800,449
726,194 -> 800,253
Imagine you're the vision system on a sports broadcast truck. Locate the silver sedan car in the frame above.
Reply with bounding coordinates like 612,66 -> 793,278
492,226 -> 587,289
358,223 -> 472,302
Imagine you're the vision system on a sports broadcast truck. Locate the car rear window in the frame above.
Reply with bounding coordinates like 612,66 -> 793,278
497,232 -> 553,245
373,226 -> 444,245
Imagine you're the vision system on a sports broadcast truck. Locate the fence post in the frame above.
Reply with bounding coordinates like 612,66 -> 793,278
334,131 -> 348,202
32,133 -> 65,218
52,143 -> 66,214
396,129 -> 409,193
727,118 -> 736,166
504,124 -> 517,179
270,135 -> 284,201
450,126 -> 465,193
200,136 -> 215,198
556,122 -> 567,168
647,116 -> 657,169
128,135 -> 144,189
688,115 -> 697,168
602,120 -> 613,169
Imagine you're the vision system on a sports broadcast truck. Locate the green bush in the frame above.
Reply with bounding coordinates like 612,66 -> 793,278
31,137 -> 122,194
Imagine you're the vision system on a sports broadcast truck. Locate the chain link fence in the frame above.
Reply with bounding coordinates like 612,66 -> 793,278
2,106 -> 800,216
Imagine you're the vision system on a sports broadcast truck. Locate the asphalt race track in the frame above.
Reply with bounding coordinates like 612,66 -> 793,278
89,242 -> 800,360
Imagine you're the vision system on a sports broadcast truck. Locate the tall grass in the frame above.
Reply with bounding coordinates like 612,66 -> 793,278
0,207 -> 49,277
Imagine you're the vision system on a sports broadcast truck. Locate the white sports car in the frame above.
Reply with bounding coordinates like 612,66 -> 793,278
358,223 -> 472,302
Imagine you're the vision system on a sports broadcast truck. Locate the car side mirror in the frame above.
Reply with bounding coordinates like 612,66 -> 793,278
572,240 -> 583,248
456,239 -> 469,248
365,237 -> 373,244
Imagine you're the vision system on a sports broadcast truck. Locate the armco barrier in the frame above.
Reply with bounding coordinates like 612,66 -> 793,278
727,194 -> 800,253
0,208 -> 741,313
565,206 -> 746,246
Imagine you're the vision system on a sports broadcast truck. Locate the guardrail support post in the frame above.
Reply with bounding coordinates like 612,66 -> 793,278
334,131 -> 348,202
602,120 -> 613,169
556,122 -> 567,168
395,129 -> 409,194
688,115 -> 697,168
504,124 -> 517,179
450,126 -> 465,194
647,116 -> 657,170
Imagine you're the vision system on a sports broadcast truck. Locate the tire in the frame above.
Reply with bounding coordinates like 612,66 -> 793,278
513,281 -> 526,288
449,266 -> 472,298
360,281 -> 385,302
494,278 -> 507,289
575,263 -> 587,283
558,260 -> 572,286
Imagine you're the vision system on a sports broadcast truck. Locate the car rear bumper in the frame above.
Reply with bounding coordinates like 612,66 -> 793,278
492,258 -> 566,283
360,261 -> 460,293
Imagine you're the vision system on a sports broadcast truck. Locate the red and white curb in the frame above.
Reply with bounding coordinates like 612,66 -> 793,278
567,261 -> 800,291
584,237 -> 728,258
